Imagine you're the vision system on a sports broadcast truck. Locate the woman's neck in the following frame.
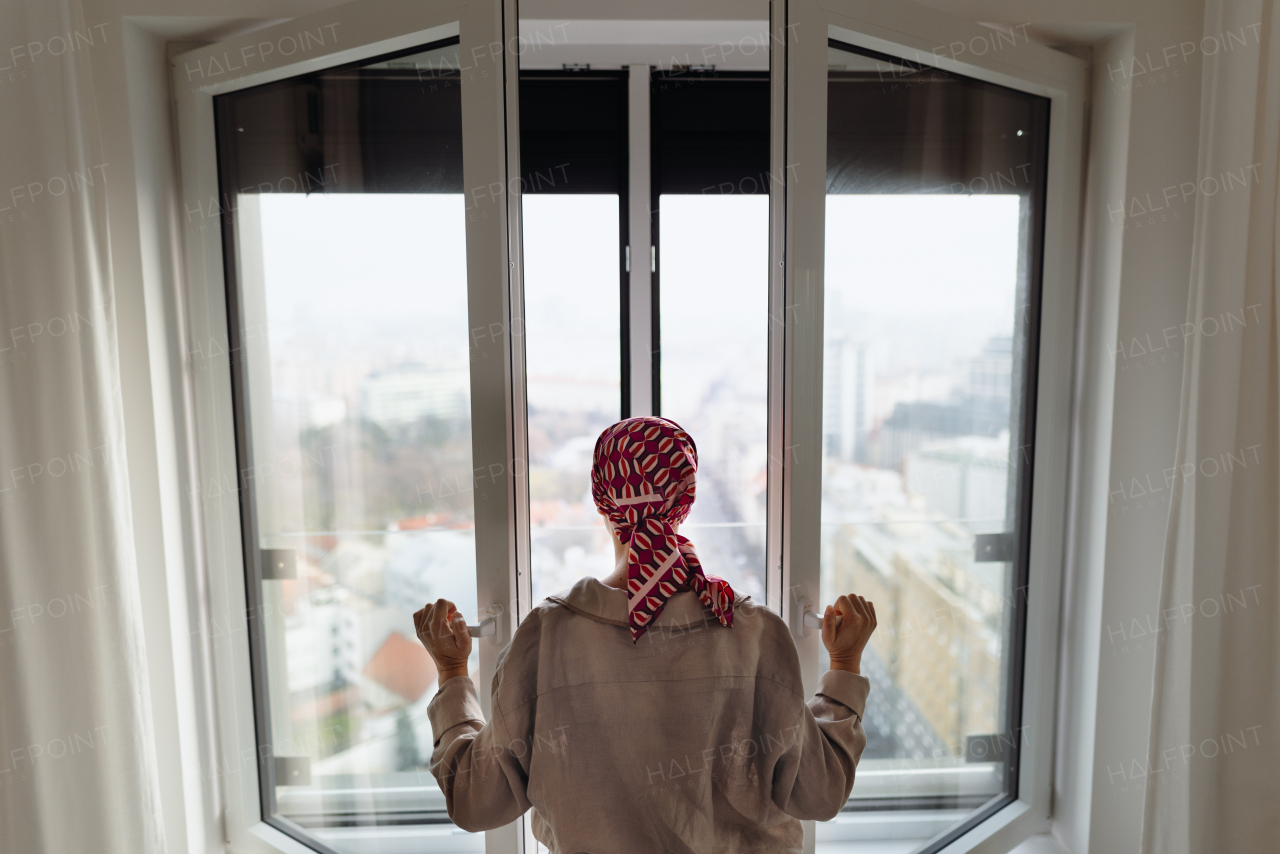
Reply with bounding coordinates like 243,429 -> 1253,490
599,522 -> 680,591
600,530 -> 630,590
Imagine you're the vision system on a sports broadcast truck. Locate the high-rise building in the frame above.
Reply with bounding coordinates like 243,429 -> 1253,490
874,336 -> 1012,471
360,366 -> 470,426
285,594 -> 343,694
969,335 -> 1013,406
905,433 -> 1010,535
829,518 -> 1003,753
823,336 -> 872,462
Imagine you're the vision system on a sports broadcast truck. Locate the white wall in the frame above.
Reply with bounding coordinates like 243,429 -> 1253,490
18,0 -> 1216,851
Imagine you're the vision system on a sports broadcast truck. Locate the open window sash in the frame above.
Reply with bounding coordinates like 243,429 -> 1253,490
776,1 -> 1084,852
173,1 -> 525,852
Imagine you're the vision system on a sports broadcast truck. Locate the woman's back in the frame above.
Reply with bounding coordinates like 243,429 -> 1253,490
419,418 -> 875,852
428,576 -> 869,854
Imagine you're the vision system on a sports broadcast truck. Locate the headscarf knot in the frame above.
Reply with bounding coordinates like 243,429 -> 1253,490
591,417 -> 735,642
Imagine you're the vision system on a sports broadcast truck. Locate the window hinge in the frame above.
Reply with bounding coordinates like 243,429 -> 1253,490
650,245 -> 656,272
964,733 -> 1006,762
274,755 -> 311,786
625,245 -> 630,272
973,533 -> 1014,562
261,548 -> 297,579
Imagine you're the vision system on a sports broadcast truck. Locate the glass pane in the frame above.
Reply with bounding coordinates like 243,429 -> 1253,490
215,39 -> 484,851
517,69 -> 627,604
658,194 -> 769,601
523,194 -> 622,600
818,40 -> 1049,837
651,64 -> 771,602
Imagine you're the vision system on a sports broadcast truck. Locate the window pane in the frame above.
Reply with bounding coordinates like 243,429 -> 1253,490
517,70 -> 627,605
215,39 -> 484,851
252,193 -> 479,848
651,68 -> 770,602
819,41 -> 1049,835
658,194 -> 769,601
523,194 -> 622,600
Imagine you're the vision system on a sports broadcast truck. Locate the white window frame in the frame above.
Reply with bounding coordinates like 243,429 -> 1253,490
774,1 -> 1085,853
169,0 -> 1083,851
171,0 -> 527,851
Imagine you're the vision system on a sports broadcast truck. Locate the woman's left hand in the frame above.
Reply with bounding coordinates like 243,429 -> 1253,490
414,598 -> 473,684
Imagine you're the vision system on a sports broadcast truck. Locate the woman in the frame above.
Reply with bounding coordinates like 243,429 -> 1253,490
415,416 -> 876,852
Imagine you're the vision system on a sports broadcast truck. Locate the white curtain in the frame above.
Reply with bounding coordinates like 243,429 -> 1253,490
1142,0 -> 1280,851
0,1 -> 166,852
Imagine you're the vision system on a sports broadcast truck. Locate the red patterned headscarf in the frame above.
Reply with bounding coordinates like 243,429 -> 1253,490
591,417 -> 735,642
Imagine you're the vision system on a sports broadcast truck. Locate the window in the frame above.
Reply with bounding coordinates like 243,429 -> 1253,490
814,40 -> 1048,847
177,4 -> 521,851
178,5 -> 1081,853
781,10 -> 1081,848
516,31 -> 774,603
210,39 -> 487,851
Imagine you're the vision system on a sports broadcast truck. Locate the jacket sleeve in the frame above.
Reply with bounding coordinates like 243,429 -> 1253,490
426,622 -> 539,832
770,669 -> 870,821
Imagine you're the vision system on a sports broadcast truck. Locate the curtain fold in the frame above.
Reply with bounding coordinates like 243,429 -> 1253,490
0,1 -> 166,852
1142,0 -> 1280,852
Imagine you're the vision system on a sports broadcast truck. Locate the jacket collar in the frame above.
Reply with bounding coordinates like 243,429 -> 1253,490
547,575 -> 750,627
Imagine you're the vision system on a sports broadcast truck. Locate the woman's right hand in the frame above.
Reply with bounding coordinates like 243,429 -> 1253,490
821,594 -> 877,674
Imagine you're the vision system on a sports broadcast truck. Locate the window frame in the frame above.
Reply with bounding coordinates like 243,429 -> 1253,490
777,1 -> 1085,852
169,0 -> 1086,852
171,0 -> 526,851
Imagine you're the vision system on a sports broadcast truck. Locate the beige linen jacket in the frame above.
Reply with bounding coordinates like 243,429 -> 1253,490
427,577 -> 870,853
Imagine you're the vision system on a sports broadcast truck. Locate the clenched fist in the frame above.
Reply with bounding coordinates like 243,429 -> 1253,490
414,598 -> 472,685
821,594 -> 877,674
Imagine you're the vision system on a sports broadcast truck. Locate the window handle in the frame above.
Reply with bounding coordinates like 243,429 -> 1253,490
467,617 -> 497,638
801,604 -> 842,631
466,603 -> 504,639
